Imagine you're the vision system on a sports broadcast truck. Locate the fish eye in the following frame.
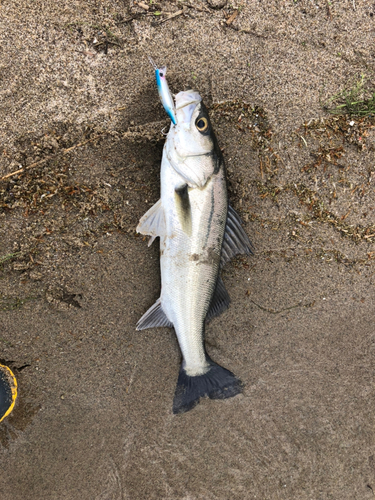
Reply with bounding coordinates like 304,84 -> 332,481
196,117 -> 208,132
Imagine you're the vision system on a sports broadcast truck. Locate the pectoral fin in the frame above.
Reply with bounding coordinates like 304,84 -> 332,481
220,205 -> 253,267
175,184 -> 192,236
136,199 -> 166,246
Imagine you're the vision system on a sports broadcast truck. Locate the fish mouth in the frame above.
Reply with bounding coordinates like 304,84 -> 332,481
175,98 -> 201,110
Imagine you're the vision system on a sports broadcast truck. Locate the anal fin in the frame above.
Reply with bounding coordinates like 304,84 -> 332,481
136,199 -> 166,247
206,277 -> 230,322
136,298 -> 173,331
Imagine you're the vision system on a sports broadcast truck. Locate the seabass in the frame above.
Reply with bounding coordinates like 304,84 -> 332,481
137,90 -> 252,414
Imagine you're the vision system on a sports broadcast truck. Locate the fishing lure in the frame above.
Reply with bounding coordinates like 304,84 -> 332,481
149,57 -> 177,125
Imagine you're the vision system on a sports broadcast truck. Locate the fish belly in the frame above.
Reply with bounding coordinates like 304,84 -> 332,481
159,156 -> 227,376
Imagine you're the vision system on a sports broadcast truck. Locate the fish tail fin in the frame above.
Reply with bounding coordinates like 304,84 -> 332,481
172,358 -> 242,414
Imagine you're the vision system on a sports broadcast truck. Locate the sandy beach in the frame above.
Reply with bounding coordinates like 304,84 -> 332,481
1,1 -> 375,498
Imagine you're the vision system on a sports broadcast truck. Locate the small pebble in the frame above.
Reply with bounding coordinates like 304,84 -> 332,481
207,0 -> 227,8
137,1 -> 149,10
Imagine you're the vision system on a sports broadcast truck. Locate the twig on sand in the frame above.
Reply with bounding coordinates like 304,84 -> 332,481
326,0 -> 332,20
182,2 -> 211,13
154,8 -> 185,24
125,363 -> 137,394
0,252 -> 21,264
0,337 -> 13,347
93,39 -> 122,54
116,14 -> 145,24
226,10 -> 238,25
137,2 -> 149,10
94,40 -> 122,49
153,1 -> 210,25
250,299 -> 314,314
227,25 -> 268,39
0,133 -> 108,182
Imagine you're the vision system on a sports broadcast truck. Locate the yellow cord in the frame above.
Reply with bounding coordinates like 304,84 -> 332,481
0,364 -> 18,423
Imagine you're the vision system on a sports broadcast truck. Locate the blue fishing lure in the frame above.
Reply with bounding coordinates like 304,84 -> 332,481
149,57 -> 177,125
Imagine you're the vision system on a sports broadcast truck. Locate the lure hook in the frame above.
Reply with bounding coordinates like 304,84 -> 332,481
148,55 -> 157,70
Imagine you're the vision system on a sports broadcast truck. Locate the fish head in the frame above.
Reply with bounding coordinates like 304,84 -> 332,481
166,91 -> 221,188
173,91 -> 212,155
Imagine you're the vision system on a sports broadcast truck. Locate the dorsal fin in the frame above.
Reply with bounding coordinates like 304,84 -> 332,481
221,205 -> 253,267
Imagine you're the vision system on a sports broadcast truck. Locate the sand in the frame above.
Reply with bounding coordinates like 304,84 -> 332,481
0,0 -> 375,498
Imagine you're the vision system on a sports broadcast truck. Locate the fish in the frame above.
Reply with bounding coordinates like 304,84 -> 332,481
148,56 -> 177,126
136,89 -> 252,414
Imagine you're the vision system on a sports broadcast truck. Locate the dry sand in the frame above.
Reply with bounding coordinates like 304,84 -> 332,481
1,0 -> 375,498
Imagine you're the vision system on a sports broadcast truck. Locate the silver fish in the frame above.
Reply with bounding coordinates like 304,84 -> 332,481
136,90 -> 252,413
